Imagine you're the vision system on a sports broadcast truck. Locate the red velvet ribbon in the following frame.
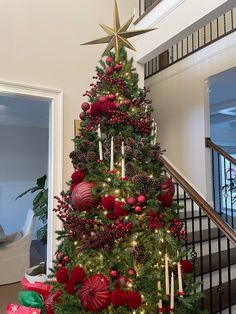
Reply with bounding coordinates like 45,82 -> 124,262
176,290 -> 185,296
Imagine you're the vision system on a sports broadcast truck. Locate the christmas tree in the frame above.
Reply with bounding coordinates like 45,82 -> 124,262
50,3 -> 205,314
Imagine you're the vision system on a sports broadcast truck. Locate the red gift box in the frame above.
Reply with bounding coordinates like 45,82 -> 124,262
21,277 -> 52,301
6,304 -> 41,314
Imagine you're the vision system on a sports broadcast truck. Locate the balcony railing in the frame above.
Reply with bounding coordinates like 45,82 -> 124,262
138,0 -> 162,18
144,6 -> 236,79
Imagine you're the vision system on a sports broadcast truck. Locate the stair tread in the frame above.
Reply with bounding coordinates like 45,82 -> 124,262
203,278 -> 236,313
195,247 -> 236,276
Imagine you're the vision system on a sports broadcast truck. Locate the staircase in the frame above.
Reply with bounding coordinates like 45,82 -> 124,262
160,152 -> 236,314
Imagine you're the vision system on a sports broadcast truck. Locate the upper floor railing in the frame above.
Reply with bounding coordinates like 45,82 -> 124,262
138,0 -> 162,17
144,6 -> 236,79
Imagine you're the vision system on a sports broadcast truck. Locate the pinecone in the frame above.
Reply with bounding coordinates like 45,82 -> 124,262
125,162 -> 136,178
103,150 -> 110,161
124,145 -> 132,154
77,152 -> 87,162
137,141 -> 145,149
133,149 -> 143,160
114,144 -> 121,153
75,163 -> 88,172
125,137 -> 135,146
132,175 -> 148,185
148,149 -> 159,159
86,151 -> 98,162
140,137 -> 149,145
150,178 -> 160,190
114,135 -> 124,145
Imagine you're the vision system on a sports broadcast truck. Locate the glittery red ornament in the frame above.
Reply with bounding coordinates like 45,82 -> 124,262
62,256 -> 69,264
109,269 -> 120,280
134,205 -> 143,215
81,102 -> 90,111
90,102 -> 103,116
127,268 -> 136,277
106,56 -> 113,64
159,193 -> 173,207
180,260 -> 193,273
108,94 -> 116,101
56,252 -> 63,261
126,196 -> 136,206
118,275 -> 127,285
56,267 -> 69,284
106,66 -> 114,75
102,195 -> 115,211
114,201 -> 127,217
102,101 -> 117,114
160,177 -> 175,196
71,170 -> 86,184
137,194 -> 147,204
115,102 -> 121,109
65,281 -> 75,294
79,111 -> 86,120
70,266 -> 86,284
79,274 -> 111,312
98,95 -> 107,103
126,291 -> 142,310
114,63 -> 122,71
124,99 -> 130,106
71,182 -> 97,211
111,289 -> 127,307
106,212 -> 118,220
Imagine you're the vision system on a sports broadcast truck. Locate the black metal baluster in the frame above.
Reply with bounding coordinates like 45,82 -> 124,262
183,190 -> 188,252
210,21 -> 213,41
192,33 -> 194,51
223,13 -> 226,34
190,199 -> 197,286
230,162 -> 234,230
139,0 -> 141,16
231,9 -> 234,31
217,227 -> 223,313
227,238 -> 232,313
217,17 -> 219,37
208,216 -> 213,313
223,157 -> 228,224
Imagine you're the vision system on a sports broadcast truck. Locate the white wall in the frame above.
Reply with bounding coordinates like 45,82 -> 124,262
145,32 -> 236,198
0,125 -> 48,235
0,0 -> 138,185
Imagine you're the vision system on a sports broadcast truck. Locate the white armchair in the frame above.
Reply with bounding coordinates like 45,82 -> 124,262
0,208 -> 35,285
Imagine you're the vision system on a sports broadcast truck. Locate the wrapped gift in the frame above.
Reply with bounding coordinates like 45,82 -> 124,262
6,304 -> 41,314
21,277 -> 52,301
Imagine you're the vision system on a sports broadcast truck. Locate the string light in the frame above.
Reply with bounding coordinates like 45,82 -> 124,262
132,240 -> 137,247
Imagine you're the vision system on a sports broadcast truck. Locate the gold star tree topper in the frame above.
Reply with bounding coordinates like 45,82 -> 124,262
81,0 -> 155,56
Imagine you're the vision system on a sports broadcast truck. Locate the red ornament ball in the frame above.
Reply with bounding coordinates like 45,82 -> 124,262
79,111 -> 86,120
108,94 -> 116,101
71,181 -> 97,212
114,201 -> 127,217
114,63 -> 122,71
71,170 -> 86,184
127,268 -> 136,277
126,291 -> 142,310
126,196 -> 136,206
115,102 -> 121,109
106,66 -> 114,75
102,101 -> 117,114
134,205 -> 143,215
98,95 -> 107,103
124,99 -> 130,106
160,193 -> 173,207
106,56 -> 113,64
109,269 -> 120,280
160,177 -> 175,197
111,289 -> 127,307
79,274 -> 111,312
106,212 -> 118,220
90,102 -> 103,116
70,266 -> 86,284
118,275 -> 127,285
56,267 -> 69,284
137,194 -> 147,204
65,281 -> 75,294
56,252 -> 63,261
62,256 -> 70,264
81,102 -> 90,111
102,195 -> 115,211
180,260 -> 193,273
70,183 -> 77,192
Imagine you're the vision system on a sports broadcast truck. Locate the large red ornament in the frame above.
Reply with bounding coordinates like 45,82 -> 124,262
126,291 -> 142,310
90,102 -> 103,116
113,201 -> 127,217
102,101 -> 117,114
65,281 -> 75,294
180,259 -> 193,273
79,274 -> 111,313
160,177 -> 175,196
111,289 -> 127,307
159,193 -> 173,207
71,182 -> 97,211
71,170 -> 86,184
102,195 -> 115,211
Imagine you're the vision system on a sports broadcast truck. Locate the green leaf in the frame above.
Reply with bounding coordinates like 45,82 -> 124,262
36,174 -> 47,189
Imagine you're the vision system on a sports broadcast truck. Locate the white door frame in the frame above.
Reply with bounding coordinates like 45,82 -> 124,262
0,80 -> 63,272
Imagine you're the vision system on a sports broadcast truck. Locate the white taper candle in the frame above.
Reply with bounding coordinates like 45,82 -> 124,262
177,260 -> 183,295
165,254 -> 170,296
157,281 -> 162,310
121,141 -> 125,178
110,137 -> 114,171
170,272 -> 174,312
97,124 -> 103,160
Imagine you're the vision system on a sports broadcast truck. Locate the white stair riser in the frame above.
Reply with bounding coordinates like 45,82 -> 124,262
185,237 -> 234,257
196,264 -> 236,290
185,216 -> 215,232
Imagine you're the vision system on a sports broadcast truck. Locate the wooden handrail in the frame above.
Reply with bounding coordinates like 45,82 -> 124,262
159,155 -> 236,246
206,137 -> 236,166
134,0 -> 163,25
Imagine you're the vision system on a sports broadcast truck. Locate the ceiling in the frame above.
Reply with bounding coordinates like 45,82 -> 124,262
0,94 -> 49,128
